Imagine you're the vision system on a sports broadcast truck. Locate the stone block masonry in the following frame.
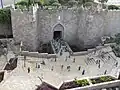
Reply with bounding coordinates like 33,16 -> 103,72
11,8 -> 120,51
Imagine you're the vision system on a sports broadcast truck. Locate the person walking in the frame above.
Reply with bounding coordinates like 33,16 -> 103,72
98,64 -> 100,68
73,57 -> 75,63
28,67 -> 30,73
82,70 -> 85,75
61,65 -> 64,70
78,66 -> 81,71
67,66 -> 70,72
104,70 -> 107,75
51,66 -> 54,71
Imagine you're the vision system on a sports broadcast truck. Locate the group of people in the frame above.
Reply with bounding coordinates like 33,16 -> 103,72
50,64 -> 85,75
52,38 -> 71,56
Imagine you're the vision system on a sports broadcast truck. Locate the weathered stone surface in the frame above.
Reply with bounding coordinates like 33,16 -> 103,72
11,10 -> 38,51
11,8 -> 120,51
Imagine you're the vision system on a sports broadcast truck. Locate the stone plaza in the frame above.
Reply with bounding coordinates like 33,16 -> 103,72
0,44 -> 120,90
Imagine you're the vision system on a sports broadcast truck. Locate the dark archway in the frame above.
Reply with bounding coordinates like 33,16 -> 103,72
53,24 -> 64,40
53,31 -> 62,39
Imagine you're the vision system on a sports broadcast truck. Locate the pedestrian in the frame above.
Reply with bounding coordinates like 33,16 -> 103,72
116,62 -> 118,67
51,66 -> 54,71
55,57 -> 57,62
60,50 -> 63,56
61,65 -> 64,70
28,67 -> 30,73
67,66 -> 70,72
78,66 -> 81,71
73,57 -> 75,63
82,70 -> 85,75
41,60 -> 45,65
24,55 -> 26,60
99,60 -> 100,64
98,64 -> 100,68
108,56 -> 110,60
104,70 -> 107,75
38,64 -> 40,68
96,60 -> 98,64
36,63 -> 37,68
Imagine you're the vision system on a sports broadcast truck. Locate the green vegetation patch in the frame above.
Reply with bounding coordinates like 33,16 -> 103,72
0,8 -> 11,24
90,76 -> 116,84
108,5 -> 119,10
60,79 -> 89,89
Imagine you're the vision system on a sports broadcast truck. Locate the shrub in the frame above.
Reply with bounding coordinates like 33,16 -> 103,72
74,79 -> 89,86
108,5 -> 119,10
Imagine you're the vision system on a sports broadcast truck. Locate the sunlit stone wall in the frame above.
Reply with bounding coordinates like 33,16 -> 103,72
11,8 -> 120,51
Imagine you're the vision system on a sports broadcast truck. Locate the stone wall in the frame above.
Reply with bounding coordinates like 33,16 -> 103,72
37,9 -> 78,46
37,9 -> 120,49
11,10 -> 38,51
78,10 -> 107,48
105,10 -> 120,36
11,8 -> 120,51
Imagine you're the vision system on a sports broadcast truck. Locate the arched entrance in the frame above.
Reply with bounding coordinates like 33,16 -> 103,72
53,24 -> 64,40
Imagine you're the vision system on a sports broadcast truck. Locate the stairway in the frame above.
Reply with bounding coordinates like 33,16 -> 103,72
50,39 -> 73,56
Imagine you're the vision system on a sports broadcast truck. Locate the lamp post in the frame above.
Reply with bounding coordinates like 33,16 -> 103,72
0,0 -> 3,8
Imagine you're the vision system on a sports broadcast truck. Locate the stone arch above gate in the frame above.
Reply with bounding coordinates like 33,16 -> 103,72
53,24 -> 64,31
53,23 -> 64,39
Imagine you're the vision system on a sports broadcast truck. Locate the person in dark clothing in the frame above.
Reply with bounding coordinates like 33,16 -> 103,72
98,64 -> 100,68
116,62 -> 118,67
28,67 -> 30,73
67,66 -> 70,72
51,66 -> 54,71
61,65 -> 64,70
38,65 -> 40,68
41,60 -> 45,65
104,70 -> 107,75
78,66 -> 81,71
55,57 -> 57,62
73,57 -> 75,63
82,70 -> 85,75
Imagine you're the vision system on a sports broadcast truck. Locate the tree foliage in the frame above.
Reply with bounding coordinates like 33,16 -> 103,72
108,5 -> 119,10
0,9 -> 11,24
15,0 -> 108,9
98,0 -> 108,3
74,79 -> 89,86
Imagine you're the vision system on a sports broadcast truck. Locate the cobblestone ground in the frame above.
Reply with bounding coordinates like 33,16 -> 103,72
0,46 -> 120,90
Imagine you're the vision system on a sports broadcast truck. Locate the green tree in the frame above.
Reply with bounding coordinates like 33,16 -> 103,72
49,0 -> 59,5
58,0 -> 69,5
68,0 -> 77,7
52,2 -> 61,8
98,0 -> 108,3
77,0 -> 94,7
108,5 -> 119,10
